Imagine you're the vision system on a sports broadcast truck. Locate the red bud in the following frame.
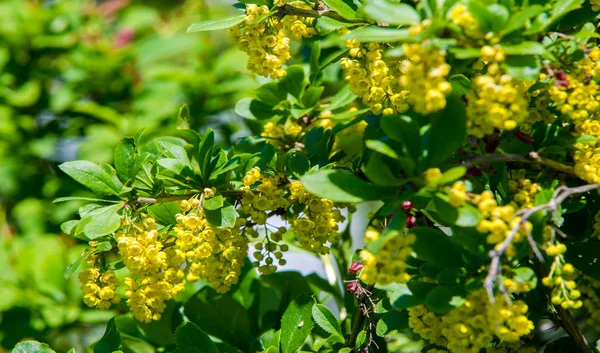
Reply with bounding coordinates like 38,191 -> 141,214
349,261 -> 364,274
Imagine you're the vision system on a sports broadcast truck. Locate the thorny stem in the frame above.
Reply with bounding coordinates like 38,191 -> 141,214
348,284 -> 375,351
484,184 -> 600,304
532,262 -> 595,353
463,152 -> 575,176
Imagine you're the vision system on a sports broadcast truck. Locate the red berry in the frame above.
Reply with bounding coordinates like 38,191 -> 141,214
484,140 -> 499,153
405,215 -> 417,228
347,281 -> 359,293
402,200 -> 413,213
348,261 -> 364,274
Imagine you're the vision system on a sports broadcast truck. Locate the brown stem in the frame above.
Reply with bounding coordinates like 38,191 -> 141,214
463,152 -> 575,176
347,284 -> 375,351
532,262 -> 594,353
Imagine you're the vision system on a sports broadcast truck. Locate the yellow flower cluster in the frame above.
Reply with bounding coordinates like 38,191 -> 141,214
79,254 -> 121,310
116,216 -> 186,322
399,43 -> 452,114
340,41 -> 409,115
593,0 -> 600,11
466,47 -> 529,138
508,170 -> 541,209
447,4 -> 483,40
359,233 -> 415,285
523,87 -> 557,134
449,181 -> 468,208
548,49 -> 600,124
541,243 -> 582,309
174,207 -> 248,293
472,191 -> 531,257
580,277 -> 600,331
228,2 -> 315,79
409,289 -> 534,353
241,168 -> 345,256
261,121 -> 304,149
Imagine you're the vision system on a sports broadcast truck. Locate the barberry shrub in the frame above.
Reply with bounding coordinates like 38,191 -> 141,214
44,0 -> 600,352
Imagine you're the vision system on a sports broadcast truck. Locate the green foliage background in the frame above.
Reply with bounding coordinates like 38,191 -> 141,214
0,0 -> 253,351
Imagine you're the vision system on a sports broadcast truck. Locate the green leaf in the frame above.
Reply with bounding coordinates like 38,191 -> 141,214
114,138 -> 136,183
12,341 -> 56,353
78,203 -> 124,239
175,322 -> 218,353
424,285 -> 466,314
365,140 -> 400,160
301,170 -> 388,203
362,0 -> 420,26
203,195 -> 224,211
343,27 -> 412,42
4,80 -> 41,107
322,0 -> 358,20
59,161 -> 125,196
412,228 -> 463,268
449,75 -> 472,96
392,281 -> 436,309
184,287 -> 253,351
425,95 -> 467,167
431,194 -> 481,227
380,115 -> 421,170
235,98 -> 276,120
64,248 -> 94,279
502,5 -> 545,36
148,202 -> 181,225
311,304 -> 343,341
503,55 -> 541,80
204,201 -> 237,228
94,318 -> 122,353
280,293 -> 315,353
450,47 -> 481,59
376,310 -> 408,337
198,129 -> 216,182
279,65 -> 306,99
53,197 -> 121,204
286,152 -> 311,177
187,15 -> 246,32
503,42 -> 546,56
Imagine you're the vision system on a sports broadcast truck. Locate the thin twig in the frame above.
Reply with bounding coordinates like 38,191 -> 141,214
463,152 -> 575,176
484,184 -> 600,303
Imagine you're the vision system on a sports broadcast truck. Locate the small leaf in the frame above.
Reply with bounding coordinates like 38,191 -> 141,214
365,140 -> 400,160
59,161 -> 124,196
424,285 -> 466,314
311,304 -> 343,341
362,0 -> 420,26
286,152 -> 311,176
175,322 -> 218,353
301,170 -> 388,203
187,15 -> 246,32
343,27 -> 412,42
425,95 -> 467,167
280,293 -> 315,353
449,75 -> 472,96
94,318 -> 122,353
12,341 -> 56,353
376,310 -> 408,337
322,0 -> 358,20
204,201 -> 237,229
78,204 -> 124,239
412,227 -> 463,268
203,195 -> 224,211
503,42 -> 546,56
114,138 -> 136,183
